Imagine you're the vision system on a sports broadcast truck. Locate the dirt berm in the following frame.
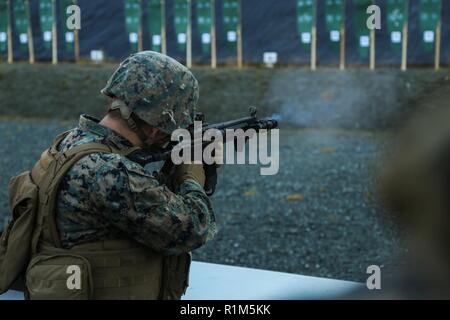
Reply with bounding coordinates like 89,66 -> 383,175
1,64 -> 449,128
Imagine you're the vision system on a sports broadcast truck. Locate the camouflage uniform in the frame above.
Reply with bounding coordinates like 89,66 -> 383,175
56,114 -> 217,255
0,52 -> 216,299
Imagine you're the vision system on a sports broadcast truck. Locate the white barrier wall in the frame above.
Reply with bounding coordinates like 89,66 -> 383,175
0,261 -> 362,300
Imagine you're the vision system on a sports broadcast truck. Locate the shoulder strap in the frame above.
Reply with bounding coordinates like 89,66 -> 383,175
31,133 -> 141,251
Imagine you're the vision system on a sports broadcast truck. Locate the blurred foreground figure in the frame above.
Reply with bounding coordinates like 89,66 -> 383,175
346,81 -> 450,299
0,52 -> 218,300
377,103 -> 450,300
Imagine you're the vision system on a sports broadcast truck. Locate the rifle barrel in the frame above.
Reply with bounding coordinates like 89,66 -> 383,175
129,115 -> 278,165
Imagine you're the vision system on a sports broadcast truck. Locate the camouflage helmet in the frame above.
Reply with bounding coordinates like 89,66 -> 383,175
101,51 -> 199,134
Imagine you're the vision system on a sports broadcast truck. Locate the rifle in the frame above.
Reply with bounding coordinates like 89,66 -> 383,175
128,107 -> 279,195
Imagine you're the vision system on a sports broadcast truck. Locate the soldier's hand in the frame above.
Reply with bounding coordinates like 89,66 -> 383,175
213,142 -> 224,168
174,164 -> 206,187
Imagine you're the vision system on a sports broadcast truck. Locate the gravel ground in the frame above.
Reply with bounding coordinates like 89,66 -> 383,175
0,119 -> 403,282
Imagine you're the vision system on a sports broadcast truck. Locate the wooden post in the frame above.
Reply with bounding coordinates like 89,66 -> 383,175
434,1 -> 442,71
138,31 -> 143,52
161,0 -> 167,55
74,0 -> 80,62
52,0 -> 58,64
74,29 -> 80,61
339,0 -> 346,70
237,0 -> 243,68
25,0 -> 34,64
434,21 -> 441,71
370,28 -> 375,70
6,0 -> 13,64
369,0 -> 375,71
401,0 -> 409,71
186,0 -> 192,68
310,0 -> 317,70
211,0 -> 217,68
138,0 -> 143,52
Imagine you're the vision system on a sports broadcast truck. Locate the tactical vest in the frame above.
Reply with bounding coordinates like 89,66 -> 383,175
0,132 -> 191,300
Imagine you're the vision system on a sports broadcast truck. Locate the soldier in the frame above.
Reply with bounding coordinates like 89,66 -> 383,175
12,51 -> 218,300
351,82 -> 450,300
377,102 -> 450,300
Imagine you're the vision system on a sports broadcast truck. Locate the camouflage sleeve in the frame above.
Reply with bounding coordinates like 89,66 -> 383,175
88,153 -> 217,255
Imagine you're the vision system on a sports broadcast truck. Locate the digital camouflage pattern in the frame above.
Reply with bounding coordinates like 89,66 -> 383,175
55,115 -> 217,255
101,51 -> 199,134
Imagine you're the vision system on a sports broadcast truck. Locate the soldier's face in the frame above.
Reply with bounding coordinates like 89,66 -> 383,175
142,125 -> 170,148
152,131 -> 171,148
